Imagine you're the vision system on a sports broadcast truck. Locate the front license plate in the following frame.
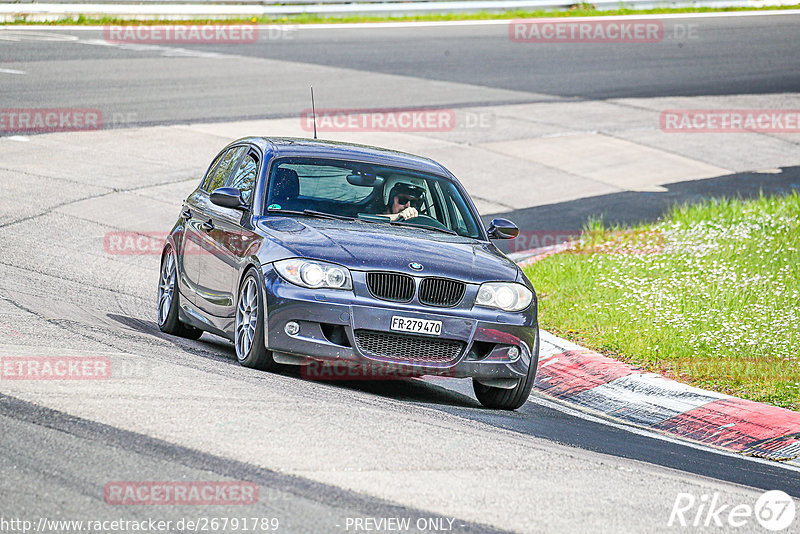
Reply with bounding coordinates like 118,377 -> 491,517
390,316 -> 442,336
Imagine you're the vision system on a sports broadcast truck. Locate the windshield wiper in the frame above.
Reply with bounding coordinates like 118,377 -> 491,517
267,208 -> 354,221
390,220 -> 458,236
356,214 -> 391,224
304,209 -> 354,221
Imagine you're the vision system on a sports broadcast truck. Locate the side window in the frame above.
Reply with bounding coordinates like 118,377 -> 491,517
448,197 -> 467,234
201,152 -> 224,191
227,153 -> 258,204
204,146 -> 246,193
437,181 -> 477,237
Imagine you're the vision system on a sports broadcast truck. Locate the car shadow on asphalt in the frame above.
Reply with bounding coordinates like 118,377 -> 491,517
281,365 -> 483,409
106,313 -> 240,364
107,312 -> 482,408
485,165 -> 800,254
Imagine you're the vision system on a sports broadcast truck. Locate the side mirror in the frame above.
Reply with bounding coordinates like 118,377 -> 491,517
210,187 -> 247,210
487,218 -> 519,240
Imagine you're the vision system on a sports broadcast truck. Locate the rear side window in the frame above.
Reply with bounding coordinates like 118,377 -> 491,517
201,152 -> 224,190
204,146 -> 246,192
227,153 -> 258,204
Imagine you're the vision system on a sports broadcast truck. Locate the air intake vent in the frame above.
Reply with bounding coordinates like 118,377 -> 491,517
366,272 -> 414,302
354,330 -> 464,363
419,277 -> 465,307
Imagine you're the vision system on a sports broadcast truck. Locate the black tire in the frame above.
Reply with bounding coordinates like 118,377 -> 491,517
234,269 -> 279,371
157,246 -> 203,340
473,327 -> 540,410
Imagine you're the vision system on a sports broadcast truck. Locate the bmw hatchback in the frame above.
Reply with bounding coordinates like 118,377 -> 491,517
157,137 -> 539,410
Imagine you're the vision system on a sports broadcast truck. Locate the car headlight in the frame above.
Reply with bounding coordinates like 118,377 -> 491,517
273,259 -> 352,290
475,282 -> 533,312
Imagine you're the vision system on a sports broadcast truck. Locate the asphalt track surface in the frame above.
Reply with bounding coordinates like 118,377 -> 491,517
1,14 -> 800,533
2,13 -> 800,125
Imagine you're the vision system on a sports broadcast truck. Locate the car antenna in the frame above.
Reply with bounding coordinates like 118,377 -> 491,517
310,86 -> 318,140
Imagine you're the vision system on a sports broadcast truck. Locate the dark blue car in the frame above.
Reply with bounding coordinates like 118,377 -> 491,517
157,137 -> 539,409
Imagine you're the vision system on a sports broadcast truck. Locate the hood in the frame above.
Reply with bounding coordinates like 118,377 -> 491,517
257,217 -> 519,284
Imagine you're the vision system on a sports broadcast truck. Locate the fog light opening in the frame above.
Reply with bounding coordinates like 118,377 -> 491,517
285,321 -> 300,336
321,323 -> 352,347
466,341 -> 496,361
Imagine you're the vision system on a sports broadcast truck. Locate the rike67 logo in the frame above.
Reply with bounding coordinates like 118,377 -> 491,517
669,490 -> 796,531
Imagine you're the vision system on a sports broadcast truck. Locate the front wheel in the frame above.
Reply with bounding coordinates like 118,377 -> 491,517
157,246 -> 203,340
235,269 -> 279,371
473,328 -> 539,410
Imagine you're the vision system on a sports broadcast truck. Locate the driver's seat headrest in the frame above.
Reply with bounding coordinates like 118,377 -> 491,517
272,168 -> 300,201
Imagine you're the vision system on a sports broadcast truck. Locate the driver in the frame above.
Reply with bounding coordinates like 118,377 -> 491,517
384,183 -> 424,221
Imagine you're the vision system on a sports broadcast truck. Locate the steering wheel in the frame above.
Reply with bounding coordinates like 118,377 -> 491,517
402,214 -> 449,230
417,200 -> 431,217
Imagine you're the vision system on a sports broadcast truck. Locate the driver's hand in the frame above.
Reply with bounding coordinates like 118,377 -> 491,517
398,207 -> 418,220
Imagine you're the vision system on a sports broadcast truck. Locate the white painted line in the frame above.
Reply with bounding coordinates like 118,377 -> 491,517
3,136 -> 30,142
0,67 -> 25,74
0,30 -> 79,41
77,38 -> 226,58
530,393 -> 800,473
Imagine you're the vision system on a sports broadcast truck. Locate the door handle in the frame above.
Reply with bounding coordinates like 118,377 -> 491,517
182,209 -> 192,219
202,219 -> 214,232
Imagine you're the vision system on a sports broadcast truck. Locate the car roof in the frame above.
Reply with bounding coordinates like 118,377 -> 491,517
239,137 -> 451,177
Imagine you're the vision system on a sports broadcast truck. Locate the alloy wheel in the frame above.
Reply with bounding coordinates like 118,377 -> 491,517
235,277 -> 258,360
157,252 -> 175,326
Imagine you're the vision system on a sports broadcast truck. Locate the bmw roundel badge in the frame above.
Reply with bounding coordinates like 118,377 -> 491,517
409,262 -> 424,271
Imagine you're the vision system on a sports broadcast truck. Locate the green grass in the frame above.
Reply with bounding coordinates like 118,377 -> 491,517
524,193 -> 800,411
6,4 -> 800,25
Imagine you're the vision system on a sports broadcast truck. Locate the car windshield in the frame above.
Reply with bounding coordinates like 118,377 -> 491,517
264,157 -> 483,239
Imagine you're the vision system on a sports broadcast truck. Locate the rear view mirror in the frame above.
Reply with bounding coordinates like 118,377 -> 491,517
487,218 -> 519,240
346,173 -> 384,187
210,187 -> 247,210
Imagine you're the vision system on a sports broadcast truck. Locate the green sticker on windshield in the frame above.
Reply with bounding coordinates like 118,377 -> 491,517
268,203 -> 282,210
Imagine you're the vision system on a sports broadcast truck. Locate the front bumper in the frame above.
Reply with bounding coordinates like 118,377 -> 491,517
262,269 -> 538,380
